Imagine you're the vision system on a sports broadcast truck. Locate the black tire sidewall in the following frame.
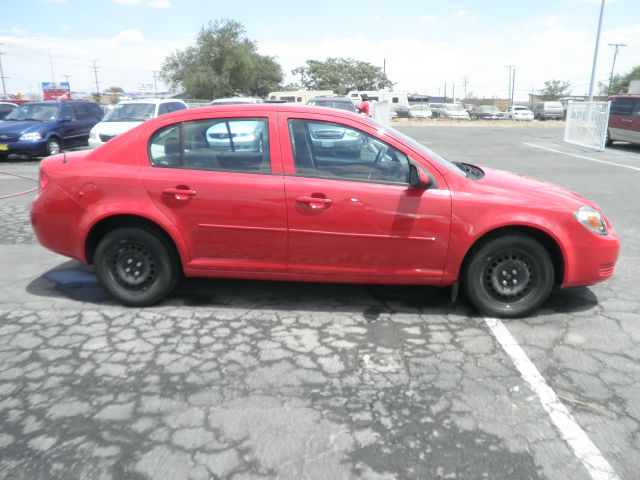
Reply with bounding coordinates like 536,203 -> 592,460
95,227 -> 177,307
463,235 -> 554,318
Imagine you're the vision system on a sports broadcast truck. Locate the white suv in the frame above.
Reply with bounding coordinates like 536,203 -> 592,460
89,98 -> 188,148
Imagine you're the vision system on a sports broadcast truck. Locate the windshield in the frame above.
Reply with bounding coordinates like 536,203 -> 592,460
4,104 -> 58,121
103,103 -> 156,122
445,104 -> 464,111
374,121 -> 466,177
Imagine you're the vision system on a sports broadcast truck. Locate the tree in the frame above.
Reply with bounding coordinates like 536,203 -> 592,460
293,58 -> 393,95
600,65 -> 640,95
538,79 -> 571,100
160,19 -> 283,99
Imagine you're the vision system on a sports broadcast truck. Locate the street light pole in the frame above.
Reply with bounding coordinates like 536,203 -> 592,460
608,43 -> 627,94
588,0 -> 605,101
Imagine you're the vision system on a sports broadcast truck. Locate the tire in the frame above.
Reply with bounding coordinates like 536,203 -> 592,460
463,235 -> 554,318
94,227 -> 178,307
605,130 -> 613,147
46,137 -> 62,156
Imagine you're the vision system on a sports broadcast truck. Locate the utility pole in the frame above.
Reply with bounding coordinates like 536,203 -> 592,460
62,74 -> 71,99
511,68 -> 516,106
505,65 -> 514,105
462,75 -> 469,102
152,71 -> 159,98
608,43 -> 627,94
48,48 -> 56,84
0,46 -> 7,96
91,60 -> 100,101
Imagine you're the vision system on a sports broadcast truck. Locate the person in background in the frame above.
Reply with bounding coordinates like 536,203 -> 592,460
356,94 -> 371,116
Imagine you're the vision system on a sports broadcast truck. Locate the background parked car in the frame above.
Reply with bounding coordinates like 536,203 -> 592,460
442,103 -> 470,120
532,101 -> 564,120
606,94 -> 640,147
469,105 -> 502,120
306,96 -> 357,113
0,102 -> 18,120
503,105 -> 534,121
408,104 -> 433,119
428,103 -> 446,118
0,100 -> 103,159
89,98 -> 188,148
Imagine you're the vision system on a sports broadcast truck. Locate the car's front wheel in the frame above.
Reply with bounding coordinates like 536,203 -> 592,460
463,235 -> 554,318
94,227 -> 178,307
46,137 -> 62,156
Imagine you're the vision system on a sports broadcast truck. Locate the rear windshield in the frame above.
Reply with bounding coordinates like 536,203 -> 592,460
545,102 -> 563,108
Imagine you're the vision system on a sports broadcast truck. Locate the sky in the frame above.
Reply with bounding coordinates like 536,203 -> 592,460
1,0 -> 639,100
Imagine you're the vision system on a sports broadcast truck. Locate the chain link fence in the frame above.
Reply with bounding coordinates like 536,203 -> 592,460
563,101 -> 611,151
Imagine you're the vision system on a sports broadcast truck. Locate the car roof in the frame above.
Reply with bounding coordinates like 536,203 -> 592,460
117,98 -> 186,105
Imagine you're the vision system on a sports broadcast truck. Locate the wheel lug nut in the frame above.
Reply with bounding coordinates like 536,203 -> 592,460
502,271 -> 507,276
502,280 -> 508,286
127,259 -> 132,264
513,279 -> 518,285
136,262 -> 142,267
512,269 -> 517,275
125,268 -> 130,273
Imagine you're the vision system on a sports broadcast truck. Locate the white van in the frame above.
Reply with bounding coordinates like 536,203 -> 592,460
88,98 -> 188,148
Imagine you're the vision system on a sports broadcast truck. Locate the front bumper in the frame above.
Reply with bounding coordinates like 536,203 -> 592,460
562,225 -> 620,288
0,139 -> 48,156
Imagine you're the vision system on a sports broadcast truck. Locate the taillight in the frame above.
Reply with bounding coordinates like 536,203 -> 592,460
39,169 -> 50,192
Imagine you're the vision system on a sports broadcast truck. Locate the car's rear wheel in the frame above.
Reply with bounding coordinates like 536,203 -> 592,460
94,228 -> 178,307
463,235 -> 554,318
46,137 -> 62,156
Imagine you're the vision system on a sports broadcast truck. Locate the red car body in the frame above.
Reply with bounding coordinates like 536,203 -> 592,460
31,104 -> 619,316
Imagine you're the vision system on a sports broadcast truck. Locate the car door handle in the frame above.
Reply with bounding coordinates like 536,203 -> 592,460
621,118 -> 633,123
295,196 -> 333,209
162,187 -> 197,201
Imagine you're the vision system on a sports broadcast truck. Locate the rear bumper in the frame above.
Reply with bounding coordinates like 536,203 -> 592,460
31,180 -> 87,262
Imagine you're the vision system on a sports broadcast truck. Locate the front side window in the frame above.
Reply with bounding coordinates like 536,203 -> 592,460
288,119 -> 410,184
149,118 -> 270,174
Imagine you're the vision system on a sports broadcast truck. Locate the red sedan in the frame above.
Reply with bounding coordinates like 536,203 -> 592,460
30,104 -> 620,317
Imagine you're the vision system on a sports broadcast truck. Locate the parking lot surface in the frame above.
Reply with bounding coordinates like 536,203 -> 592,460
0,124 -> 639,479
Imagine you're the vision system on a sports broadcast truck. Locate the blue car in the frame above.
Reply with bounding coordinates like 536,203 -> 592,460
0,101 -> 103,160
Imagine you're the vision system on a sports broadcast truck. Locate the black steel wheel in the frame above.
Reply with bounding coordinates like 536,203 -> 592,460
463,235 -> 554,318
94,228 -> 178,306
46,137 -> 62,156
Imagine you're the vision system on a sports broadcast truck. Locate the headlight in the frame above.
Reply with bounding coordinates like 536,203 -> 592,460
89,131 -> 97,140
19,132 -> 42,141
574,206 -> 608,235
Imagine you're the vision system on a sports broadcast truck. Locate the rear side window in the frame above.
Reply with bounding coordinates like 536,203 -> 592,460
610,98 -> 637,115
149,118 -> 270,174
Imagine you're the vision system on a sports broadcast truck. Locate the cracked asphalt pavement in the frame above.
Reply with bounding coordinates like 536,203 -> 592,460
0,124 -> 639,479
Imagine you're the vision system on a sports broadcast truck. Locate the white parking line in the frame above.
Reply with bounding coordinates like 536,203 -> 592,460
484,317 -> 620,480
523,142 -> 640,172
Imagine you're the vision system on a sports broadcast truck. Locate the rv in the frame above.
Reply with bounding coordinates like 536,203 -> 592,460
267,90 -> 334,103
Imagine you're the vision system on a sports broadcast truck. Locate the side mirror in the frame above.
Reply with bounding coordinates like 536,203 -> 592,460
409,164 -> 436,189
60,116 -> 73,123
